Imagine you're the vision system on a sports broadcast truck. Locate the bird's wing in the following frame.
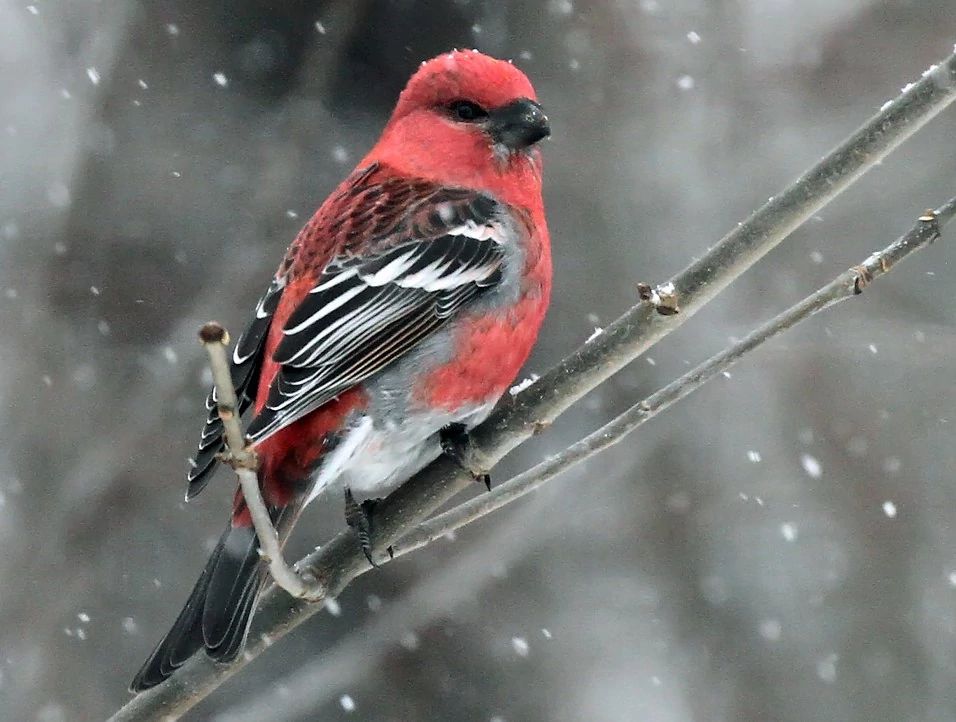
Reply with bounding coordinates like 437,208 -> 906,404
182,163 -> 383,498
245,187 -> 508,443
185,277 -> 285,498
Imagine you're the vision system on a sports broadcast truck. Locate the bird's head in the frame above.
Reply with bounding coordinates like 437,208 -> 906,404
369,50 -> 549,197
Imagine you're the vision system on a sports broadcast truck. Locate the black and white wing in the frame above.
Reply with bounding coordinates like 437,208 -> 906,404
185,277 -> 284,499
245,192 -> 507,442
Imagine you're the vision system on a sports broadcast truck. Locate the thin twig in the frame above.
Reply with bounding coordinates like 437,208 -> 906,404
198,322 -> 323,600
220,198 -> 956,722
216,496 -> 545,722
390,201 -> 954,557
217,198 -> 955,722
110,50 -> 956,722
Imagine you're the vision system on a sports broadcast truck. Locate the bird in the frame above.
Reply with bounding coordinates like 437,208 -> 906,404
130,49 -> 552,692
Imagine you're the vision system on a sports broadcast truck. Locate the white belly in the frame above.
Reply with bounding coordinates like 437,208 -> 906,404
305,401 -> 494,506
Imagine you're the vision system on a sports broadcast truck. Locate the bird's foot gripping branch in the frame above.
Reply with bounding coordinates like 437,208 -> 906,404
112,47 -> 956,722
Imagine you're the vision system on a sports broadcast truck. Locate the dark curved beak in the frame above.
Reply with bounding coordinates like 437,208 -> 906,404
489,98 -> 550,151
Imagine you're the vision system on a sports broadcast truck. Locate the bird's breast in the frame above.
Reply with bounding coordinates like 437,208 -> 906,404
413,285 -> 549,411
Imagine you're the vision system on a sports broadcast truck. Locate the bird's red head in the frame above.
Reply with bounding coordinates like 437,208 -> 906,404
392,49 -> 540,121
366,50 -> 549,208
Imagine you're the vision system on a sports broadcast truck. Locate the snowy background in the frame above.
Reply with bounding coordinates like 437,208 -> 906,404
2,1 -> 956,720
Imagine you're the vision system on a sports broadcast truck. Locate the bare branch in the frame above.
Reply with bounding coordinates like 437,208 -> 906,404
109,50 -> 956,722
198,322 -> 323,601
391,200 -> 955,557
219,198 -> 955,722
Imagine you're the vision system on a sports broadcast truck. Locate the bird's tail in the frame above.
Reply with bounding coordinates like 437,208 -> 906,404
130,504 -> 299,692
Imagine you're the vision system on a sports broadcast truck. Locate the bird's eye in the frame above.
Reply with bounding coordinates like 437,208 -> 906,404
447,100 -> 488,122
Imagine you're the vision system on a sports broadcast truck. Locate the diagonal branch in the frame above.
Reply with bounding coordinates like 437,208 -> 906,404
390,201 -> 955,558
198,323 -> 323,601
109,50 -> 956,722
217,199 -> 955,722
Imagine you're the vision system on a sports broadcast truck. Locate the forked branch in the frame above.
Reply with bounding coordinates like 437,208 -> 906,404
110,49 -> 956,722
390,202 -> 955,558
216,203 -> 954,722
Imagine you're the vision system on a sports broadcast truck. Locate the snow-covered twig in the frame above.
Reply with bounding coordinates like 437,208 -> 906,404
110,49 -> 956,722
198,322 -> 323,601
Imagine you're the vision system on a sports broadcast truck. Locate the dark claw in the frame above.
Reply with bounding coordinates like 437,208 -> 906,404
386,545 -> 395,560
440,422 -> 468,456
440,423 -> 492,491
344,488 -> 382,568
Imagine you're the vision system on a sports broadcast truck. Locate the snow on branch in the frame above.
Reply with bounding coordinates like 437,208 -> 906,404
109,49 -> 956,722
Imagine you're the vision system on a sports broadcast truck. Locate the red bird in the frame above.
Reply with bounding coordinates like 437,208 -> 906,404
131,49 -> 551,691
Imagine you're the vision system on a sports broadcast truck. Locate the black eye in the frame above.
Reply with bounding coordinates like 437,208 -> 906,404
448,100 -> 488,122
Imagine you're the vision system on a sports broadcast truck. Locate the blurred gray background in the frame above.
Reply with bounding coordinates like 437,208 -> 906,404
2,1 -> 956,720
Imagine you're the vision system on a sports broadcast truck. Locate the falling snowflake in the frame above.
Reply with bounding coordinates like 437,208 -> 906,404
511,637 -> 530,657
676,75 -> 695,90
800,453 -> 822,479
549,0 -> 574,15
816,653 -> 838,683
759,618 -> 782,641
400,631 -> 420,651
780,523 -> 798,542
324,598 -> 342,617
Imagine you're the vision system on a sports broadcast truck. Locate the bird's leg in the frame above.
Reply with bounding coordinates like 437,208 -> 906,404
439,422 -> 492,491
344,487 -> 388,567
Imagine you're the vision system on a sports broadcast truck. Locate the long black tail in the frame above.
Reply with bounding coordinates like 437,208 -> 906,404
129,524 -> 263,692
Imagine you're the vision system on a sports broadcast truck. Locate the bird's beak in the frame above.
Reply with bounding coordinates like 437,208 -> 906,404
489,98 -> 550,151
